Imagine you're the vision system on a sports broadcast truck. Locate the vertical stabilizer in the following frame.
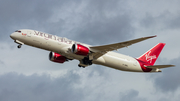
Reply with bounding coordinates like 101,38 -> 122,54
137,43 -> 165,65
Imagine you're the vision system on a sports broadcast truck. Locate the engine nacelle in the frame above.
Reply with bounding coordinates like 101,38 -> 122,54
49,52 -> 66,63
72,44 -> 89,56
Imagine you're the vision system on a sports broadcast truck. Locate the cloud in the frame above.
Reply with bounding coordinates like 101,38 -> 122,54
166,13 -> 180,29
68,0 -> 134,45
0,0 -> 80,42
0,0 -> 53,42
0,58 -> 4,65
0,72 -> 85,101
139,5 -> 180,33
0,0 -> 134,45
73,14 -> 134,45
153,57 -> 180,92
119,89 -> 146,101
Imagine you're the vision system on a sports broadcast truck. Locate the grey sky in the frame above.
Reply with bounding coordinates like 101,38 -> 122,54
0,0 -> 180,101
0,72 -> 84,101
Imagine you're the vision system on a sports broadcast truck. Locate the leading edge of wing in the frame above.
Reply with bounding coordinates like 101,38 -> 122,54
89,35 -> 157,52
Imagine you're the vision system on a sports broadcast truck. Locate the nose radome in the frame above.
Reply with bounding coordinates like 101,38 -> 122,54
10,33 -> 16,39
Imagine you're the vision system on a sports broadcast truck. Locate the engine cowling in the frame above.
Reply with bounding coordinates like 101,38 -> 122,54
72,44 -> 89,56
49,52 -> 66,63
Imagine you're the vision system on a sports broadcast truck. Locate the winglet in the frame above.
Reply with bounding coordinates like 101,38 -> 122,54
147,35 -> 157,38
142,35 -> 157,39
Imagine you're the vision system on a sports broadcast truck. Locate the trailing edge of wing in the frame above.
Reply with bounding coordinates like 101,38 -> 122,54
145,65 -> 175,69
90,35 -> 157,52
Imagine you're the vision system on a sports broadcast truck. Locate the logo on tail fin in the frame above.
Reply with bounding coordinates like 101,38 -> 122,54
145,51 -> 156,63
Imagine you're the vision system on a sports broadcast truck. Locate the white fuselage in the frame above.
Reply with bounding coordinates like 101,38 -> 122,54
10,29 -> 158,72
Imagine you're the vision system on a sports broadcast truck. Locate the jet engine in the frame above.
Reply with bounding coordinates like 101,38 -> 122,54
49,52 -> 66,63
72,44 -> 89,56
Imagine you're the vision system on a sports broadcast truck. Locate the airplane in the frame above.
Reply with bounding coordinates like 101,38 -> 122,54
10,29 -> 174,73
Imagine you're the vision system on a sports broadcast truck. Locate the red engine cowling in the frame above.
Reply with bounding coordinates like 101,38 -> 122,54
49,52 -> 66,63
72,44 -> 89,56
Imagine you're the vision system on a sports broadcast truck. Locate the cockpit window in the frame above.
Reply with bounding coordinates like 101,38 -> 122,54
15,30 -> 21,33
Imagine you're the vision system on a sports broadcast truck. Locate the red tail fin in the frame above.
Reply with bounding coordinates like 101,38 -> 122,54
137,43 -> 165,65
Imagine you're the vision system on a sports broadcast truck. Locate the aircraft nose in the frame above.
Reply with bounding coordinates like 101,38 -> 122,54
10,33 -> 16,40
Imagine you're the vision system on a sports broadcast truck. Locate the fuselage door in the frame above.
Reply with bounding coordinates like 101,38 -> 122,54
27,31 -> 31,37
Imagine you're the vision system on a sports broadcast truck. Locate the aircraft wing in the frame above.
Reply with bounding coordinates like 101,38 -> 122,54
89,35 -> 156,59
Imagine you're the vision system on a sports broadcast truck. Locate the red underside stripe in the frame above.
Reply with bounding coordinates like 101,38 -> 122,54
136,59 -> 152,72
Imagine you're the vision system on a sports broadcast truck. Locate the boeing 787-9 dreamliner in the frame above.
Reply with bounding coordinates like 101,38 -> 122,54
10,29 -> 174,72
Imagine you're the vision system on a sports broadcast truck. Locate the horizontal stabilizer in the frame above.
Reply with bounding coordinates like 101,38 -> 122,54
145,65 -> 175,69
